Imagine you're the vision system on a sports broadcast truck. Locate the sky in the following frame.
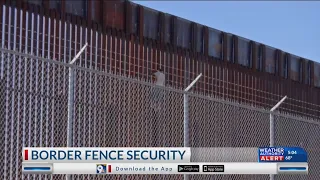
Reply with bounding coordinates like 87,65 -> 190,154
133,1 -> 320,63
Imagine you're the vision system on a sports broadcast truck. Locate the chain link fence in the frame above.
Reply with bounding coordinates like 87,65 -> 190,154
0,48 -> 319,180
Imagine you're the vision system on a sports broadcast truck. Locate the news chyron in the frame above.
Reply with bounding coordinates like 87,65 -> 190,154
22,147 -> 308,175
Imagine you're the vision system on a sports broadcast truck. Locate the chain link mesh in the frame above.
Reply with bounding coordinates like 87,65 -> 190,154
188,95 -> 270,180
0,49 -> 319,180
0,51 -> 69,180
274,115 -> 320,180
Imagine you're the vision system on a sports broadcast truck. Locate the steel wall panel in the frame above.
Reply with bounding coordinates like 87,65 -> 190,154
27,0 -> 41,6
278,50 -> 284,77
65,0 -> 86,17
276,49 -> 283,76
103,0 -> 125,31
265,45 -> 276,73
203,27 -> 209,56
143,7 -> 158,40
283,54 -> 289,79
255,42 -> 262,71
196,24 -> 203,53
290,55 -> 300,81
238,37 -> 250,67
304,60 -> 311,85
176,17 -> 191,49
226,33 -> 233,62
208,28 -> 222,59
234,36 -> 239,64
164,14 -> 171,44
260,45 -> 266,72
314,62 -> 320,87
131,3 -> 138,34
49,0 -> 60,10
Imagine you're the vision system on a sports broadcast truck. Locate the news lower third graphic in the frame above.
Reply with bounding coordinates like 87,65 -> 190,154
21,147 -> 308,175
203,165 -> 225,172
177,165 -> 200,172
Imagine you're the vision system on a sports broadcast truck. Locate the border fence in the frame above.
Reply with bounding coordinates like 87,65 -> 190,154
1,4 -> 320,180
1,4 -> 320,119
0,48 -> 320,180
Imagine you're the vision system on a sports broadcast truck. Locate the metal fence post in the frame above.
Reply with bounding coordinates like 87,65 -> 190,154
183,94 -> 189,148
66,43 -> 88,180
184,73 -> 202,180
269,113 -> 275,147
67,67 -> 75,148
270,96 -> 287,180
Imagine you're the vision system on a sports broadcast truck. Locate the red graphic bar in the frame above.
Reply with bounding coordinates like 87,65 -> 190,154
108,165 -> 112,173
24,149 -> 28,160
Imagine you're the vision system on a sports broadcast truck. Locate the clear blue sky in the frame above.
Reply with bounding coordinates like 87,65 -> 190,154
133,1 -> 320,62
